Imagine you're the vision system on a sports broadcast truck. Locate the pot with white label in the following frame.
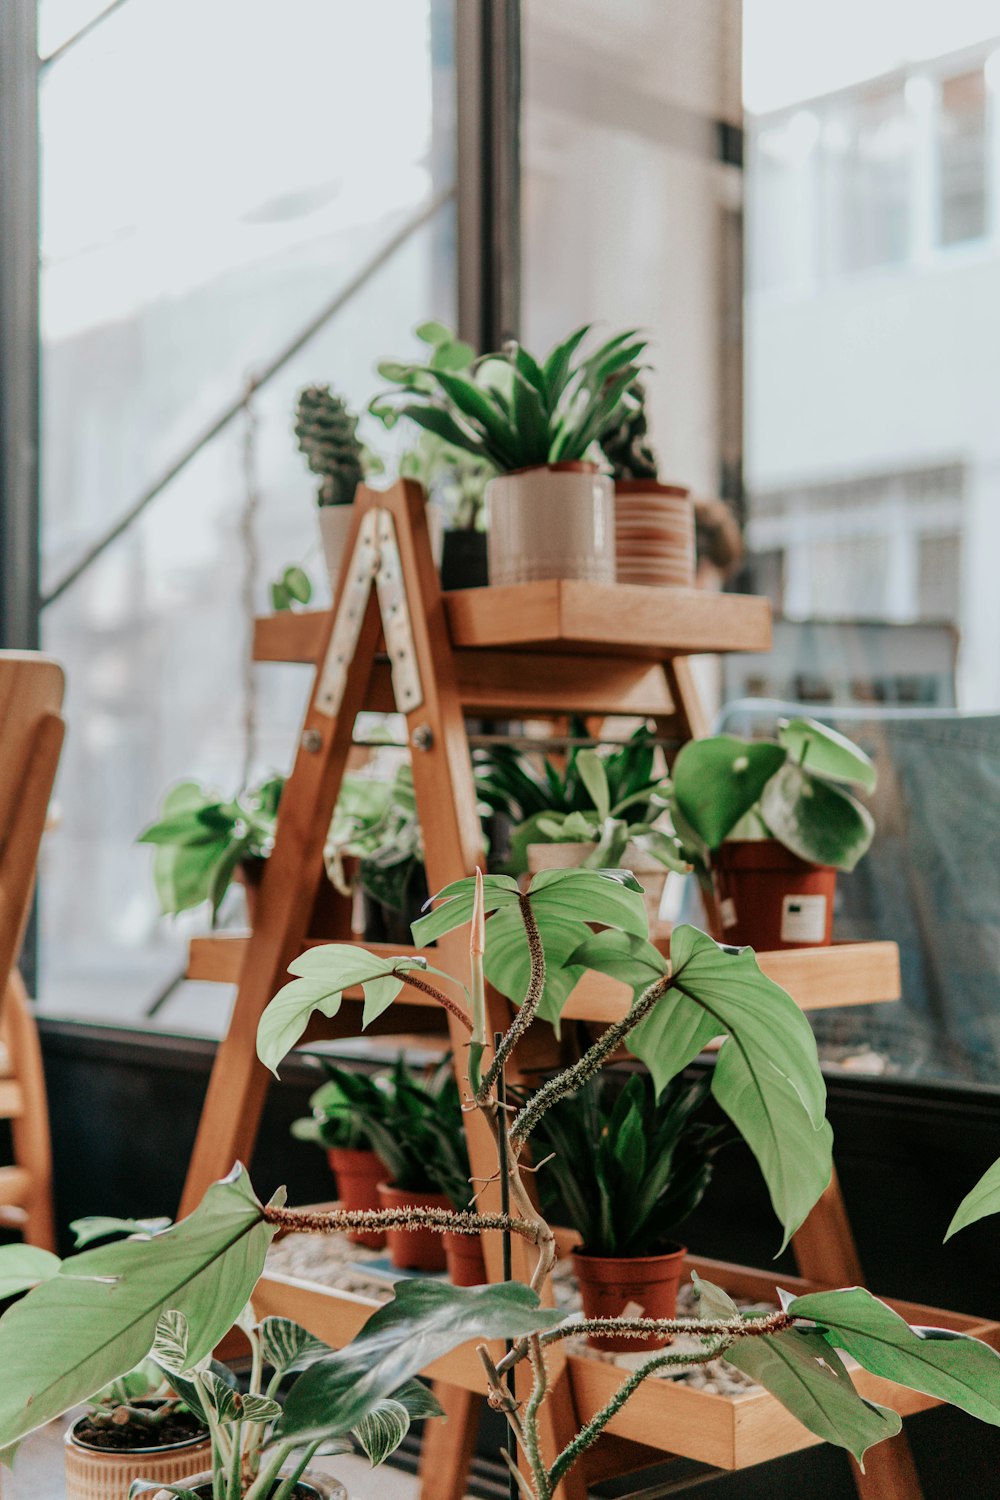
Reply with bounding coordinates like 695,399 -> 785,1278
711,840 -> 836,950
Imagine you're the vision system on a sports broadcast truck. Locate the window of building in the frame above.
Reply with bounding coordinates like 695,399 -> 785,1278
938,67 -> 988,246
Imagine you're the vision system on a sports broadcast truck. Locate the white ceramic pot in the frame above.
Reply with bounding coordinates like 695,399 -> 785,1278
485,464 -> 615,585
526,841 -> 669,934
318,504 -> 355,593
65,1412 -> 212,1500
150,1467 -> 347,1500
614,480 -> 694,588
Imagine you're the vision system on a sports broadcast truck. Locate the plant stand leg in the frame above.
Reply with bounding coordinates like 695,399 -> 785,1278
418,1384 -> 481,1500
851,1433 -> 923,1499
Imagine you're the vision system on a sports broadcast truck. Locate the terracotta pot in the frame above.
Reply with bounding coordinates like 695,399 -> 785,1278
150,1467 -> 347,1500
572,1246 -> 687,1352
526,841 -> 669,935
328,1146 -> 386,1249
443,1230 -> 488,1286
712,840 -> 837,950
318,503 -> 355,592
614,479 -> 694,589
486,463 -> 615,585
65,1404 -> 212,1500
376,1180 -> 449,1271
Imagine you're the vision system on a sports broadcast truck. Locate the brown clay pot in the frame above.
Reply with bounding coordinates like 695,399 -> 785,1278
712,840 -> 837,950
443,1230 -> 488,1286
572,1246 -> 687,1352
328,1147 -> 386,1249
615,479 -> 694,589
376,1180 -> 449,1271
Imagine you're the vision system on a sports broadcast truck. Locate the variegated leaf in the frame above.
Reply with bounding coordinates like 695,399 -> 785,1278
258,1317 -> 330,1378
151,1311 -> 189,1375
352,1397 -> 410,1467
203,1371 -> 241,1424
240,1393 -> 282,1423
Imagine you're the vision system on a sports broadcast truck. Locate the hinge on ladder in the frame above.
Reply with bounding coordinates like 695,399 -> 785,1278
314,507 -> 424,719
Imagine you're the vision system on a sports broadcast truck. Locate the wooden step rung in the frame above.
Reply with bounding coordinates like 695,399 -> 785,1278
0,1165 -> 32,1207
0,1079 -> 24,1118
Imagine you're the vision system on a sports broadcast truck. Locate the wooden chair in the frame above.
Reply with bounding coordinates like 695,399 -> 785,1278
0,653 -> 65,1251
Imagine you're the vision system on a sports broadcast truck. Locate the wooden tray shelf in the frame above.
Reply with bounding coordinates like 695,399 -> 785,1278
187,935 -> 901,1015
251,1250 -> 997,1474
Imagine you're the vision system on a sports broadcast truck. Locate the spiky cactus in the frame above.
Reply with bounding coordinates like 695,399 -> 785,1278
294,385 -> 364,506
599,378 -> 659,482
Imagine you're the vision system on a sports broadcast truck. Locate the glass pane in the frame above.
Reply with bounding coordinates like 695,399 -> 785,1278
38,3 -> 456,1030
938,68 -> 987,245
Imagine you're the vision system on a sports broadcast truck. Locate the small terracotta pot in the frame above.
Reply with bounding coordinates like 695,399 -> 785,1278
328,1147 -> 386,1249
615,480 -> 694,589
65,1405 -> 212,1500
376,1180 -> 449,1271
572,1246 -> 687,1352
443,1230 -> 488,1286
150,1467 -> 346,1500
712,840 -> 837,950
486,463 -> 615,586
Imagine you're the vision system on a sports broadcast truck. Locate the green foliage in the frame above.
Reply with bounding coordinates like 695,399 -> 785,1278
138,776 -> 285,918
946,1157 -> 1000,1240
527,1071 -> 729,1256
71,1216 -> 172,1248
371,324 -> 648,473
291,1062 -> 391,1153
274,1280 -> 562,1446
571,926 -> 832,1250
270,564 -> 313,613
0,1244 -> 60,1299
294,386 -> 365,507
349,1057 -> 468,1199
597,378 -> 659,482
0,1167 -> 277,1450
671,717 -> 877,873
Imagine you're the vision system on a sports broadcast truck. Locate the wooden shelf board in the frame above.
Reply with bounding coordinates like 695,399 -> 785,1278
251,1249 -> 995,1473
187,935 -> 900,1012
254,584 -> 771,667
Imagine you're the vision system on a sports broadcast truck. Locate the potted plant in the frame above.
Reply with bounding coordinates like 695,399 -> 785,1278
371,322 -> 494,589
373,324 -> 648,586
353,768 -> 427,946
528,1071 -> 728,1351
419,1071 -> 487,1287
599,378 -> 695,589
4,868 -> 1000,1493
670,716 -> 877,949
137,776 -> 285,922
64,1361 -> 211,1500
291,1063 -> 392,1250
294,385 -> 383,591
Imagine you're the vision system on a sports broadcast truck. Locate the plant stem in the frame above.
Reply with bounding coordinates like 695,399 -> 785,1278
269,1441 -> 321,1500
524,1338 -> 552,1500
496,1033 -> 517,1500
399,971 -> 473,1033
243,1441 -> 291,1500
480,896 -> 545,1098
262,1203 -> 540,1243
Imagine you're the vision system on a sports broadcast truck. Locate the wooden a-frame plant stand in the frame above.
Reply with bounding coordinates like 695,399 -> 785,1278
180,480 -> 993,1500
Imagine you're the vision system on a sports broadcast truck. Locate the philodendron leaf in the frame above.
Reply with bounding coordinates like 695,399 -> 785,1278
572,925 -> 832,1251
779,718 -> 876,793
0,1244 -> 61,1299
151,1309 -> 189,1374
0,1165 -> 276,1449
787,1287 -> 1000,1425
202,1371 -> 241,1424
352,1398 -> 410,1467
410,874 -> 522,945
71,1216 -> 172,1248
240,1393 -> 282,1423
760,763 -> 874,872
275,1280 -> 564,1445
258,1316 -> 330,1377
946,1158 -> 1000,1240
672,738 -> 787,850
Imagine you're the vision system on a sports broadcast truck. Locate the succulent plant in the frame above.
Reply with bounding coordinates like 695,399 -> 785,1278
294,385 -> 365,506
598,378 -> 659,482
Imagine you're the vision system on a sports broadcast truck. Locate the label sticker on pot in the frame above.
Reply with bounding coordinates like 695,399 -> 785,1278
780,894 -> 827,944
720,898 -> 737,929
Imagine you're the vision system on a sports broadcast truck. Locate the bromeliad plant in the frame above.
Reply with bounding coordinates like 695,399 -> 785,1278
3,868 -> 1000,1497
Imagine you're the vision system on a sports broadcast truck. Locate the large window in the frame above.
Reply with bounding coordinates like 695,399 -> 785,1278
36,0 -> 457,1030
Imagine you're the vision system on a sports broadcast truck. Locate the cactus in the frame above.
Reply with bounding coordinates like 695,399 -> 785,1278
294,385 -> 364,506
598,378 -> 659,482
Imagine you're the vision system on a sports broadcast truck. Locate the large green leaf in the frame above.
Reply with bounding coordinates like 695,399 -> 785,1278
483,908 -> 591,1027
0,1244 -> 61,1298
671,738 -> 787,851
572,926 -> 832,1250
946,1157 -> 1000,1240
787,1287 -> 1000,1424
352,1381 -> 443,1466
410,874 -> 522,945
275,1281 -> 564,1444
71,1216 -> 172,1248
0,1166 -> 275,1448
779,718 -> 877,793
760,764 -> 874,871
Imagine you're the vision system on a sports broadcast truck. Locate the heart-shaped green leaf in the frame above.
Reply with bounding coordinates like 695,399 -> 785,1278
760,764 -> 874,871
779,718 -> 877,793
257,1317 -> 330,1378
672,738 -> 787,851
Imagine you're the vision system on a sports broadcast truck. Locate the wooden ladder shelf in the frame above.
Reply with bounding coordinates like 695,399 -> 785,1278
180,480 -> 982,1500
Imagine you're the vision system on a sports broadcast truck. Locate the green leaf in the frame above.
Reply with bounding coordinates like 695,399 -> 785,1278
779,718 -> 877,793
256,946 -> 418,1073
352,1397 -> 410,1466
787,1287 -> 1000,1425
541,324 -> 591,405
525,868 -> 647,935
271,582 -> 291,611
240,1393 -> 282,1422
415,320 -> 453,347
0,1166 -> 275,1449
429,339 -> 477,372
275,1281 -> 564,1445
258,1316 -> 330,1377
576,749 -> 611,822
0,1245 -> 61,1299
671,738 -> 787,851
283,566 -> 312,605
484,907 -> 591,1028
151,1310 -> 189,1374
202,1370 -> 241,1424
760,764 -> 874,872
946,1158 -> 1000,1240
410,874 -> 521,945
70,1216 -> 173,1249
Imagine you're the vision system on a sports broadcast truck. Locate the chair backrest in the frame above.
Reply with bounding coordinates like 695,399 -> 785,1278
0,653 -> 65,992
715,698 -> 1000,1086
